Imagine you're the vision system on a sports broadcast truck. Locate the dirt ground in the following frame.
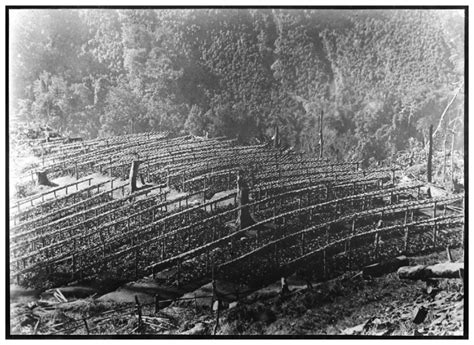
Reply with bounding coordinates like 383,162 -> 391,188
10,248 -> 464,336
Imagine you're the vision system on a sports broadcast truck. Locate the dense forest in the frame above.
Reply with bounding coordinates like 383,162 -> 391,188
9,9 -> 464,165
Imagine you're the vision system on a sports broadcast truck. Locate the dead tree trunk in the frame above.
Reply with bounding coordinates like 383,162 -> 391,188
273,126 -> 279,149
236,172 -> 256,230
129,160 -> 141,193
443,129 -> 448,185
432,82 -> 463,139
450,123 -> 457,191
35,171 -> 53,186
362,256 -> 409,278
427,124 -> 433,183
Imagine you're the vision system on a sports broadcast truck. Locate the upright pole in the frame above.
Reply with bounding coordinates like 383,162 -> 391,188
443,130 -> 448,185
450,123 -> 457,191
319,110 -> 324,159
135,295 -> 143,333
273,126 -> 279,149
427,124 -> 433,183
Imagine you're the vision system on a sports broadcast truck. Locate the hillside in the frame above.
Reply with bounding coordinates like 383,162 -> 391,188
10,8 -> 464,166
8,7 -> 465,338
8,130 -> 464,336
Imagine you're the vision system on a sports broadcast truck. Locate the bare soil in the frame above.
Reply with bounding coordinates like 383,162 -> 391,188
9,248 -> 464,336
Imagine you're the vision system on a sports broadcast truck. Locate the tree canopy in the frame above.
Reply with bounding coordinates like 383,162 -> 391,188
9,8 -> 464,164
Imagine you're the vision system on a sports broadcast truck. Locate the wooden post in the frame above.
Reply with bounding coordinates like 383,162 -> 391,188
109,157 -> 113,182
194,294 -> 199,312
404,208 -> 409,252
72,253 -> 76,280
135,247 -> 139,279
300,232 -> 305,256
446,246 -> 453,262
403,223 -> 410,253
146,159 -> 150,183
154,294 -> 160,314
374,233 -> 380,261
213,299 -> 221,336
83,318 -> 90,335
433,202 -> 438,248
427,124 -> 433,183
135,295 -> 143,332
33,318 -> 40,335
176,261 -> 181,287
41,143 -> 45,167
319,110 -> 324,159
323,248 -> 327,279
346,237 -> 352,271
211,264 -> 217,306
450,124 -> 456,191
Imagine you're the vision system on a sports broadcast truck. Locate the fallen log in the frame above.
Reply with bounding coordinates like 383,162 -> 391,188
398,262 -> 464,280
362,256 -> 409,278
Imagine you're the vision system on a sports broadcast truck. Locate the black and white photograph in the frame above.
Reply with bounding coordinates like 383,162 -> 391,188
5,4 -> 467,338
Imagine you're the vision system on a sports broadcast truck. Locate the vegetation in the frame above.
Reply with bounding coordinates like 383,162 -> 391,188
10,9 -> 464,165
11,249 -> 463,336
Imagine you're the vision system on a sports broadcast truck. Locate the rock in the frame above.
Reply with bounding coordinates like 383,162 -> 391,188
27,301 -> 38,309
181,322 -> 207,335
342,323 -> 365,335
414,328 -> 426,336
229,301 -> 238,309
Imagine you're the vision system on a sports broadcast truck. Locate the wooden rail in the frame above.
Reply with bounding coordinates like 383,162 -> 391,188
219,215 -> 464,285
10,179 -> 118,225
143,195 -> 462,276
11,177 -> 94,213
